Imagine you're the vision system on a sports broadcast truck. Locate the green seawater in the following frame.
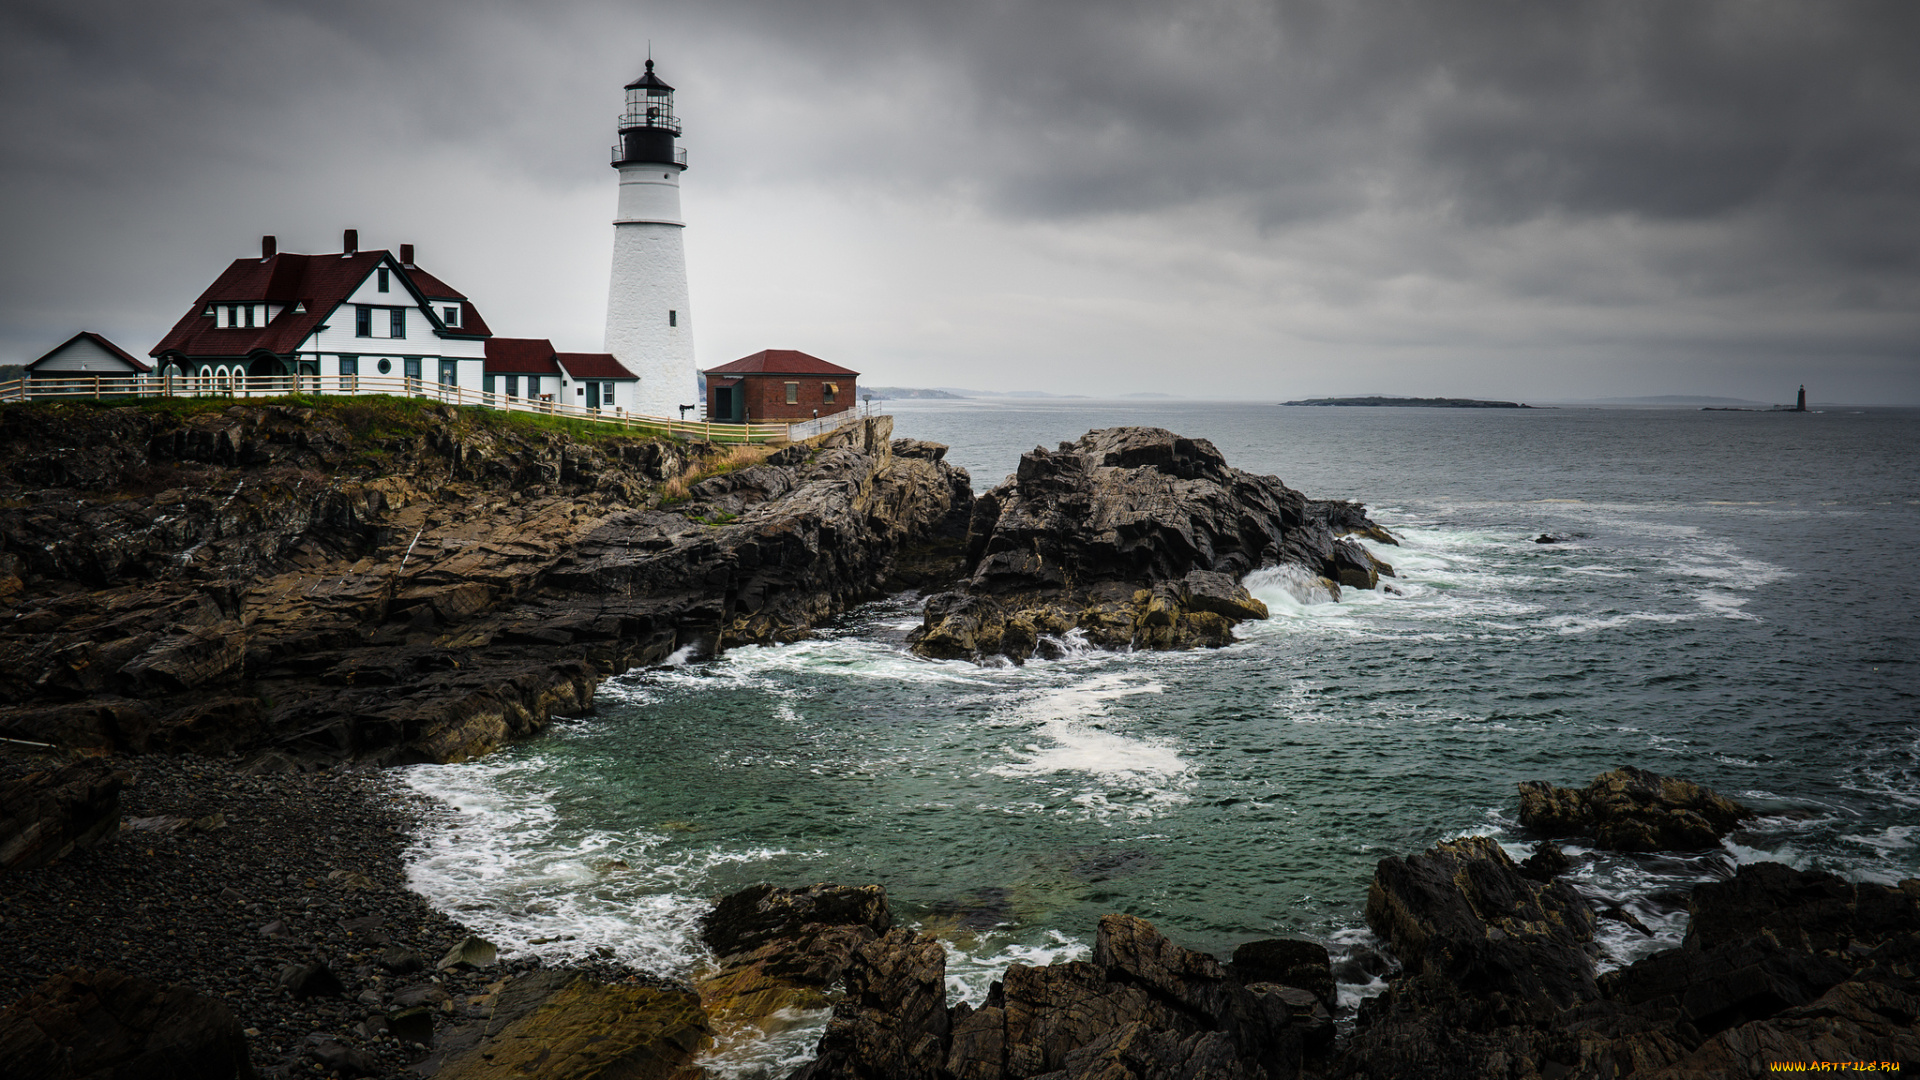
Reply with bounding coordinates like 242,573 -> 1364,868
404,402 -> 1920,1077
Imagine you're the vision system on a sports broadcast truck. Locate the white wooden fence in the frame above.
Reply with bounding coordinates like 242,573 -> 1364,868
0,373 -> 837,444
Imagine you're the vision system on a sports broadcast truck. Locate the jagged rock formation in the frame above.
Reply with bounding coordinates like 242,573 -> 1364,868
909,428 -> 1394,662
0,402 -> 970,765
795,911 -> 1327,1080
1343,834 -> 1920,1078
1518,766 -> 1756,851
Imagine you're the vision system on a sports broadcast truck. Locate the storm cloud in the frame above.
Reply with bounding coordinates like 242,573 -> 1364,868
3,0 -> 1916,401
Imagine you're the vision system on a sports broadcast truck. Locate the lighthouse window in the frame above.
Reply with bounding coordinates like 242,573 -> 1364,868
355,306 -> 371,337
390,308 -> 406,338
443,305 -> 460,327
669,310 -> 677,327
785,382 -> 799,404
243,305 -> 254,328
377,358 -> 392,374
377,267 -> 390,292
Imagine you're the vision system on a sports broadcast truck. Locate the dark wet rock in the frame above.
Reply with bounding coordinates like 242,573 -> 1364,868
275,960 -> 344,1000
1341,851 -> 1920,1079
696,883 -> 896,1070
306,1034 -> 378,1077
799,909 -> 1303,1080
909,427 -> 1392,662
700,881 -> 891,975
392,983 -> 451,1009
0,966 -> 257,1079
1684,860 -> 1920,954
1365,835 -> 1599,1015
0,406 -> 970,766
388,1005 -> 434,1045
377,946 -> 424,974
1518,766 -> 1756,851
0,759 -> 129,871
1518,839 -> 1574,882
794,928 -> 951,1080
1229,937 -> 1336,1009
424,969 -> 709,1080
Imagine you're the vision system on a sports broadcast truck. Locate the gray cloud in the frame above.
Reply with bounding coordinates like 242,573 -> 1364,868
2,0 -> 1915,400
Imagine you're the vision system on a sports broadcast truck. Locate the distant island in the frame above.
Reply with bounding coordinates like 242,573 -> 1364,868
863,386 -> 969,400
1280,396 -> 1531,409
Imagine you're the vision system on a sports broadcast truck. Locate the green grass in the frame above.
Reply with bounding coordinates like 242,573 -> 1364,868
3,393 -> 761,446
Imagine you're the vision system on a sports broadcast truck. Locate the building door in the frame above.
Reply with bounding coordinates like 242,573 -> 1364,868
714,386 -> 732,421
585,382 -> 601,411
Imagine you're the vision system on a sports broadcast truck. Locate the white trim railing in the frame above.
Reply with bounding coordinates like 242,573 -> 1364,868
0,373 -> 829,444
783,408 -> 869,442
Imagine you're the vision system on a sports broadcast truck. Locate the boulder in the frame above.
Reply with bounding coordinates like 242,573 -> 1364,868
0,967 -> 257,1079
1365,836 -> 1599,1019
1518,766 -> 1755,851
275,961 -> 344,1000
1229,938 -> 1335,1009
794,928 -> 952,1080
0,759 -> 129,871
437,934 -> 498,970
909,427 -> 1390,662
696,884 -> 896,1072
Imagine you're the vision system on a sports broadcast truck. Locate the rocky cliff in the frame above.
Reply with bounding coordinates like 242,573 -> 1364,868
910,427 -> 1395,662
0,400 -> 970,766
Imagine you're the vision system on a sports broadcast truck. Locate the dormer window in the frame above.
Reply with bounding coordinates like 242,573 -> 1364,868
442,305 -> 460,327
377,267 -> 390,292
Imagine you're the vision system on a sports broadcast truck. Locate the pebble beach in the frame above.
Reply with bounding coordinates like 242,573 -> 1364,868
0,752 -> 657,1079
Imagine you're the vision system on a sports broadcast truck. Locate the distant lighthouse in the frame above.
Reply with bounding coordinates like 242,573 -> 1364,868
603,57 -> 695,419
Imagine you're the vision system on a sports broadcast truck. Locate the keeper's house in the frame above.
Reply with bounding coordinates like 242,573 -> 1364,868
26,331 -> 150,382
150,232 -> 491,390
702,350 -> 858,423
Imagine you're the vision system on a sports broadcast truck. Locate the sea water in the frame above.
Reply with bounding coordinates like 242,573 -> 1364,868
403,401 -> 1920,1077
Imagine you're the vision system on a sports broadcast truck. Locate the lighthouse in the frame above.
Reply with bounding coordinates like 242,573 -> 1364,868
603,58 -> 695,419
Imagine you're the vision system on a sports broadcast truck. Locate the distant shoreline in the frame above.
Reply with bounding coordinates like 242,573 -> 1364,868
1278,396 -> 1532,408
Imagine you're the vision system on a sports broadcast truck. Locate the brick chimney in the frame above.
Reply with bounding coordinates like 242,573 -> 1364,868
343,228 -> 358,256
261,235 -> 277,260
400,243 -> 415,267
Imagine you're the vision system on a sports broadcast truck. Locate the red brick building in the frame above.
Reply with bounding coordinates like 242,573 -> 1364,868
702,350 -> 858,423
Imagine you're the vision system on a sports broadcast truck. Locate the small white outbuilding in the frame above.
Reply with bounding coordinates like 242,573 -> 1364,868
25,331 -> 151,382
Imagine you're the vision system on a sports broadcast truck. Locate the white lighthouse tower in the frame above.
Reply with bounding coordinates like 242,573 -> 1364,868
603,58 -> 695,419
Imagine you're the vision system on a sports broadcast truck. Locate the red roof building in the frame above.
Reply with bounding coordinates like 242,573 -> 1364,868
702,350 -> 859,422
484,338 -> 638,410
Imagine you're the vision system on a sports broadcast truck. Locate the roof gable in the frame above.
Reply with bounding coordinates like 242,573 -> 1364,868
702,349 -> 859,377
28,331 -> 151,373
150,248 -> 492,359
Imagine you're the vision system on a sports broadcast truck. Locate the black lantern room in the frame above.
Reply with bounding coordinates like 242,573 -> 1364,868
613,59 -> 685,169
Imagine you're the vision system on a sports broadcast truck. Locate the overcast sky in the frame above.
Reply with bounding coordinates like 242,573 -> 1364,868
4,0 -> 1916,402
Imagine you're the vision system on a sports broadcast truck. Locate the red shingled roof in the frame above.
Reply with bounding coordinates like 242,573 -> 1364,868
404,268 -> 465,300
702,349 -> 859,377
555,353 -> 638,380
150,250 -> 490,359
28,331 -> 151,373
483,338 -> 560,375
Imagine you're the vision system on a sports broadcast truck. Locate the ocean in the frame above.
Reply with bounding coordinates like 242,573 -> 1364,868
401,400 -> 1920,1076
